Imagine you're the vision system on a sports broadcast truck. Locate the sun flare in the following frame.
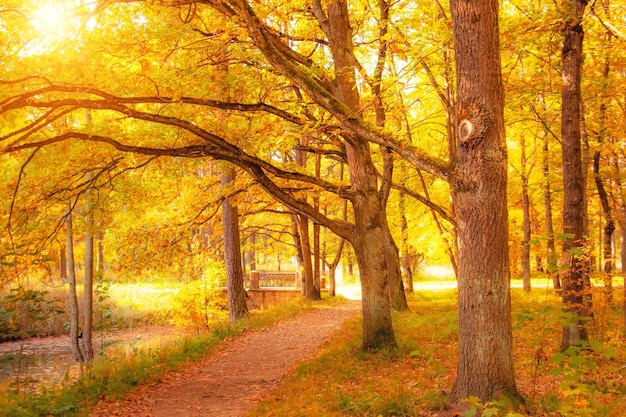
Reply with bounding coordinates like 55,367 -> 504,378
32,4 -> 69,35
22,1 -> 97,55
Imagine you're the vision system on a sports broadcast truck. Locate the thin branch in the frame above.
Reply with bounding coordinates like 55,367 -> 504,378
390,180 -> 455,226
0,84 -> 307,126
530,104 -> 561,145
8,148 -> 41,244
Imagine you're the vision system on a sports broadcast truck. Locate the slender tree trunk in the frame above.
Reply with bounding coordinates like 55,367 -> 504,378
521,135 -> 532,292
97,233 -> 104,275
326,239 -> 344,297
622,213 -> 626,331
395,57 -> 458,279
448,0 -> 519,402
347,251 -> 354,277
594,11 -> 614,302
249,232 -> 257,272
435,0 -> 459,279
399,192 -> 414,293
594,151 -> 614,302
579,104 -> 594,314
59,247 -> 67,281
221,164 -> 249,322
82,176 -> 95,363
559,0 -> 590,350
299,215 -> 320,300
66,201 -> 83,363
290,215 -> 305,292
385,224 -> 408,311
314,155 -> 322,295
542,125 -> 560,289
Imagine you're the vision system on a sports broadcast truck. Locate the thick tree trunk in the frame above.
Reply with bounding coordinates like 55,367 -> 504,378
310,0 -> 398,348
448,0 -> 518,402
560,0 -> 590,350
66,201 -> 83,363
349,171 -> 397,349
221,164 -> 249,322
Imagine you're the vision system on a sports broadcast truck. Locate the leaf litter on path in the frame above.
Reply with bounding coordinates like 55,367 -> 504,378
89,301 -> 361,417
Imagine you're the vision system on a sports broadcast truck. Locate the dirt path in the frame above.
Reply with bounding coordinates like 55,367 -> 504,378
90,300 -> 361,417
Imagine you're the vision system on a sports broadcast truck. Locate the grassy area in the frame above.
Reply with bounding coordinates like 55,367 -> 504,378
2,278 -> 624,416
0,296 -> 343,417
250,284 -> 626,417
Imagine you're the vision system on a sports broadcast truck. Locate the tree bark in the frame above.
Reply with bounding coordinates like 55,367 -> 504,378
521,135 -> 532,292
299,214 -> 320,300
542,125 -> 560,289
622,211 -> 626,331
559,0 -> 590,350
326,238 -> 344,297
314,155 -> 322,295
594,151 -> 614,302
221,164 -> 249,322
399,192 -> 414,293
97,233 -> 105,275
290,215 -> 305,292
327,0 -> 398,345
448,0 -> 519,402
594,13 -> 614,301
59,247 -> 67,281
385,223 -> 408,311
249,231 -> 257,272
66,201 -> 83,363
82,175 -> 95,363
369,0 -> 408,312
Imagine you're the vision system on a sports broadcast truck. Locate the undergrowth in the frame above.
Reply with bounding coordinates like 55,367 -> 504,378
250,282 -> 626,417
0,297 -> 335,417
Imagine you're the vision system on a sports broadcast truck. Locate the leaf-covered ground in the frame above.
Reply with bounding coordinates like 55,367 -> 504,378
250,285 -> 626,417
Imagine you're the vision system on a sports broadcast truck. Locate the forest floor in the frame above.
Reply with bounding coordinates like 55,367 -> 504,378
88,299 -> 361,417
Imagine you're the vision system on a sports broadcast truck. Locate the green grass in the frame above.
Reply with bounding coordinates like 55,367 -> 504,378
0,296 -> 337,417
249,285 -> 626,417
3,279 -> 624,417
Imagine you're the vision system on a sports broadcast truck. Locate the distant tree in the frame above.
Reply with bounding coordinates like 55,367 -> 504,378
542,126 -> 560,290
65,201 -> 83,363
82,173 -> 95,363
520,135 -> 532,293
592,0 -> 614,302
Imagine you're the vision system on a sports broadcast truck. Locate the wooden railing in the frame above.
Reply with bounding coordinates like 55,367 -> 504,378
243,271 -> 300,288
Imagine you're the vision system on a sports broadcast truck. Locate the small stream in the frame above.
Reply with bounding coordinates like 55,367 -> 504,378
0,326 -> 184,393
